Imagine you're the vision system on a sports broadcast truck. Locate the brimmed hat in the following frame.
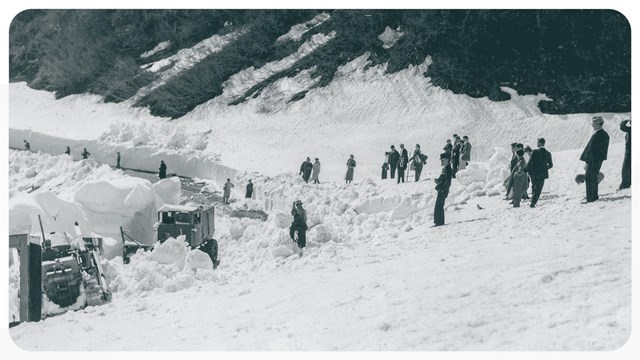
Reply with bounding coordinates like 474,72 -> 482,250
295,200 -> 303,205
592,116 -> 604,124
537,137 -> 546,145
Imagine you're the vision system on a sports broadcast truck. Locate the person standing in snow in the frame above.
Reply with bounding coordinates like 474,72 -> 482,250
290,199 -> 308,252
116,152 -> 121,169
451,135 -> 462,178
397,144 -> 409,184
65,146 -> 71,156
433,153 -> 453,226
412,144 -> 426,182
526,138 -> 553,208
311,158 -> 321,184
443,139 -> 453,159
382,155 -> 389,180
510,148 -> 528,208
245,179 -> 254,199
299,157 -> 313,183
459,136 -> 472,170
23,140 -> 31,151
580,116 -> 610,203
389,145 -> 400,179
504,143 -> 523,200
223,178 -> 235,204
618,119 -> 631,190
159,160 -> 167,179
345,154 -> 356,184
81,148 -> 90,159
522,146 -> 533,200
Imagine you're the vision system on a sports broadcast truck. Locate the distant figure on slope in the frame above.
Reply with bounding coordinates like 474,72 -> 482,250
223,178 -> 234,204
618,119 -> 631,190
433,153 -> 453,227
459,136 -> 472,170
159,160 -> 167,179
116,152 -> 121,169
510,148 -> 528,208
580,116 -> 610,203
382,155 -> 389,180
451,135 -> 462,178
65,146 -> 71,156
299,157 -> 313,183
526,138 -> 553,208
290,200 -> 308,253
412,144 -> 427,181
311,158 -> 321,184
397,144 -> 409,184
81,148 -> 90,159
389,145 -> 400,179
345,154 -> 356,184
23,140 -> 30,151
245,179 -> 253,199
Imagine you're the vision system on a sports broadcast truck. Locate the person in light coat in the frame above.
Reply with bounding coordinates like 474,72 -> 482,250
510,148 -> 528,208
223,178 -> 235,204
311,158 -> 321,184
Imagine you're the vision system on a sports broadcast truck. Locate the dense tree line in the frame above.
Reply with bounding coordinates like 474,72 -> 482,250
10,9 -> 630,118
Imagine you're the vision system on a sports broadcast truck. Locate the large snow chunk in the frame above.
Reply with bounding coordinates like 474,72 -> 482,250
151,236 -> 189,267
74,177 -> 155,216
153,177 -> 181,205
184,250 -> 214,271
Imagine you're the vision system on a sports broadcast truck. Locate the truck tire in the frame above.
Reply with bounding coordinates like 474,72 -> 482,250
199,239 -> 218,267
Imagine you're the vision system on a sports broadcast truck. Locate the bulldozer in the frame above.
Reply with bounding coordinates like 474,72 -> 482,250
122,204 -> 218,267
41,233 -> 111,309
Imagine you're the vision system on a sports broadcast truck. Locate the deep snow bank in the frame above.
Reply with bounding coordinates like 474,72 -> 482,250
8,150 -> 183,258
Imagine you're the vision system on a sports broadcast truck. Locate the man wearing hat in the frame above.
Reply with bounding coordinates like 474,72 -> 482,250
525,138 -> 553,208
290,199 -> 308,251
580,116 -> 610,203
433,153 -> 453,227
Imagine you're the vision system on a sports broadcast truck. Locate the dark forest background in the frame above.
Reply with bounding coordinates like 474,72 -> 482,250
9,9 -> 631,119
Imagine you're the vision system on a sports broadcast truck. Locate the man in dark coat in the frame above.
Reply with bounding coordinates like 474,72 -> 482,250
65,146 -> 71,156
299,157 -> 313,183
389,145 -> 400,179
619,119 -> 631,190
290,199 -> 308,252
526,138 -> 553,208
451,136 -> 461,178
245,179 -> 254,198
580,116 -> 610,203
397,144 -> 409,184
81,148 -> 90,159
116,152 -> 121,169
159,160 -> 167,179
433,153 -> 453,227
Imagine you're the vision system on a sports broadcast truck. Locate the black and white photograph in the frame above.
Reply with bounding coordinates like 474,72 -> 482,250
5,3 -> 634,353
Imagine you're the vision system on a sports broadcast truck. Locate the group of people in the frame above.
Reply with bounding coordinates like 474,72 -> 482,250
299,157 -> 322,184
503,138 -> 554,208
381,144 -> 426,183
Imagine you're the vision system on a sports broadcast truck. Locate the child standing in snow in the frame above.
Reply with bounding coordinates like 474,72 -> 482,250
24,140 -> 30,151
382,160 -> 389,180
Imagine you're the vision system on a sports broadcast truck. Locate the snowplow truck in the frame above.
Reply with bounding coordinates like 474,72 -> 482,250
41,236 -> 111,309
124,204 -> 219,267
155,204 -> 218,266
